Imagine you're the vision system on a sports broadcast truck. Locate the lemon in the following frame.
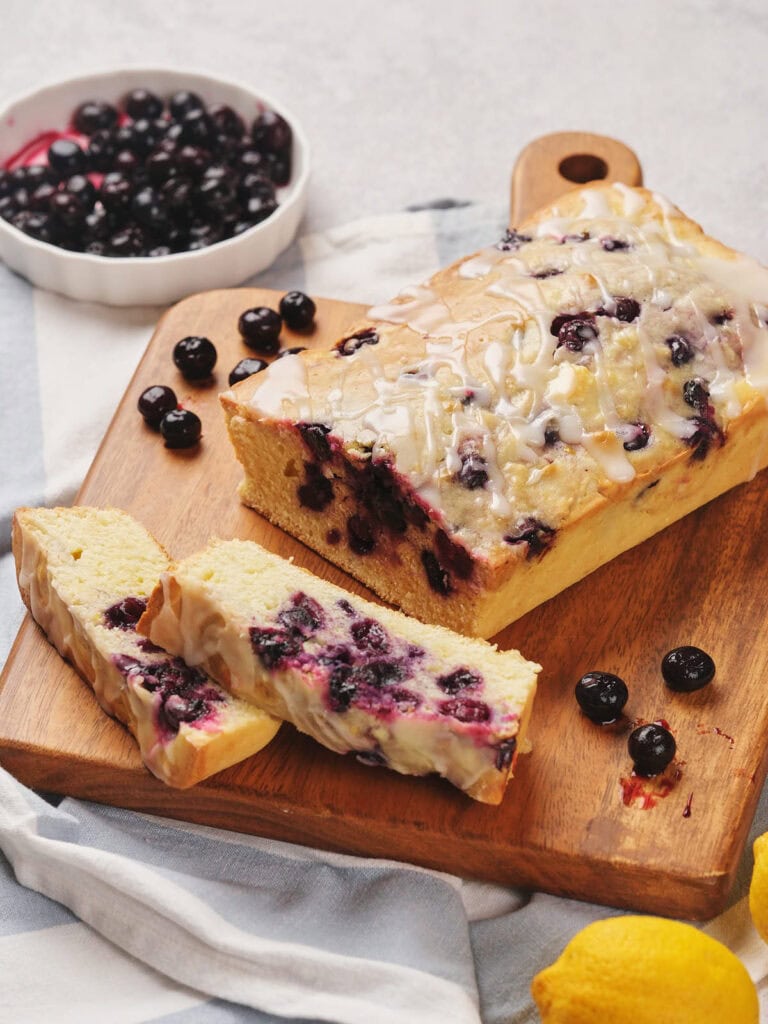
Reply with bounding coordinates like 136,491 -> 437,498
531,915 -> 758,1024
749,831 -> 768,943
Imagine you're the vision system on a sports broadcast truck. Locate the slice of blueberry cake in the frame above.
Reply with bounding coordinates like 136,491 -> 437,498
221,183 -> 768,637
138,538 -> 540,803
12,506 -> 281,787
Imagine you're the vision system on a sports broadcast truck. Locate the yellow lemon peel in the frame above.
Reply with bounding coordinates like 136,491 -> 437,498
749,831 -> 768,944
531,915 -> 758,1024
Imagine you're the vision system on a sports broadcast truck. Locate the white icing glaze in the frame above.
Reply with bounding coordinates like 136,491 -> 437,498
246,185 -> 768,553
241,352 -> 310,420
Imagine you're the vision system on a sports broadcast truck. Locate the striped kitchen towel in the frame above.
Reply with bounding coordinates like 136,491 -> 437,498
1,203 -> 767,1023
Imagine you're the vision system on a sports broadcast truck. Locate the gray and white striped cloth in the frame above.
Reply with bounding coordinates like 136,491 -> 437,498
1,204 -> 767,1023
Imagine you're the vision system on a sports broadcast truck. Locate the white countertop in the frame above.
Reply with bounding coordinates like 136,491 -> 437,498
1,0 -> 766,258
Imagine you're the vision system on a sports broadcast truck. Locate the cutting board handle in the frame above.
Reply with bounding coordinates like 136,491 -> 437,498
510,131 -> 643,226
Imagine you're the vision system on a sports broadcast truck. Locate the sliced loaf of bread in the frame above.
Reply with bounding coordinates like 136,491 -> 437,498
12,506 -> 281,788
139,537 -> 540,803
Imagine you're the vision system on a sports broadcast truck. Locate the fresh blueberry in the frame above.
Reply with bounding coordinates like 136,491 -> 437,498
72,100 -> 119,134
238,171 -> 275,203
138,384 -> 178,428
130,117 -> 163,157
123,88 -> 164,120
179,109 -> 215,148
88,129 -> 118,172
99,171 -> 134,213
265,152 -> 291,186
197,165 -> 237,212
47,138 -> 87,178
575,671 -> 628,723
145,149 -> 178,185
276,346 -> 307,358
252,109 -> 292,153
65,174 -> 96,210
209,103 -> 245,138
160,408 -> 202,448
49,190 -> 87,229
132,186 -> 170,232
661,646 -> 715,692
238,306 -> 282,353
628,723 -> 676,776
169,90 -> 205,121
173,336 -> 217,380
228,357 -> 268,385
13,210 -> 55,243
279,290 -> 316,330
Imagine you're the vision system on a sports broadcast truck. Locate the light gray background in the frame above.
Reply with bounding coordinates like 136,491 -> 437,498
1,0 -> 766,258
1,5 -> 767,1019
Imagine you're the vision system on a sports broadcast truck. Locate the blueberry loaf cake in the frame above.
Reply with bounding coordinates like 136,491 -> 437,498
221,184 -> 768,637
138,538 -> 540,803
12,507 -> 281,787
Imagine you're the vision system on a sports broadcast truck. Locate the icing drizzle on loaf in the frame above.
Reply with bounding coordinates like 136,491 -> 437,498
239,185 -> 768,557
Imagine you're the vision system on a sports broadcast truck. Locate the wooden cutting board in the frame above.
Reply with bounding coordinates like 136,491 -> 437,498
2,133 -> 766,920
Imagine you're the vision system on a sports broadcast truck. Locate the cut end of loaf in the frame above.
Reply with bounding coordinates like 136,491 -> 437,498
140,535 -> 540,803
12,505 -> 281,788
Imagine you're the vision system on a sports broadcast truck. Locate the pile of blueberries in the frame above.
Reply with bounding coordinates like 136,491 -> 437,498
0,86 -> 293,256
575,646 -> 716,777
138,290 -> 316,448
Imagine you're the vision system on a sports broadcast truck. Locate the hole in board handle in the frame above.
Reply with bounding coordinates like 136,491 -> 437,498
558,154 -> 609,184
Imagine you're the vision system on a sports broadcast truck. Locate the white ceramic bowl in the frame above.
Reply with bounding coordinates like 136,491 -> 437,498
0,68 -> 310,306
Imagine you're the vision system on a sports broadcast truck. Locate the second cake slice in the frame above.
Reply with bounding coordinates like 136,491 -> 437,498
139,539 -> 540,804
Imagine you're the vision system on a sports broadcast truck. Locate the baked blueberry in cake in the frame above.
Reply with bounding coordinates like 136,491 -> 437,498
220,184 -> 768,637
138,538 -> 540,803
12,506 -> 281,787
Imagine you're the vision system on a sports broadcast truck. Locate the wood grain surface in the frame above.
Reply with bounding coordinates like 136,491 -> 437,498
510,130 -> 643,224
2,135 -> 766,920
